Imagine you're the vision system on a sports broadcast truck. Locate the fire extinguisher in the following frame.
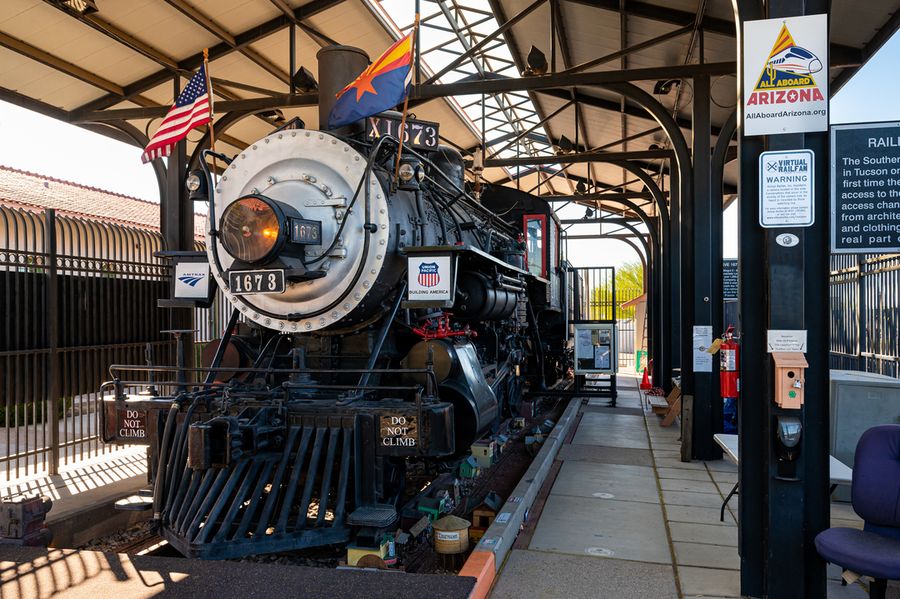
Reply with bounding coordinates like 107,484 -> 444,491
720,325 -> 739,399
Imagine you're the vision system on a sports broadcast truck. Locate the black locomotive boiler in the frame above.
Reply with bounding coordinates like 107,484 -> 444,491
101,46 -> 571,560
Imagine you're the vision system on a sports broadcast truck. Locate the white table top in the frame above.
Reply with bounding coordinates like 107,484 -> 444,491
713,433 -> 853,485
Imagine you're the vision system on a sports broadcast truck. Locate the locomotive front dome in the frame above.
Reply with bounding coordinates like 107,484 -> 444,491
209,130 -> 393,332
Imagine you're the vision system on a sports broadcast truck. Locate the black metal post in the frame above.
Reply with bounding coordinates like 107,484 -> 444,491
289,24 -> 296,95
690,74 -> 723,460
669,161 -> 681,382
734,0 -> 830,596
44,209 -> 60,475
161,76 -> 195,370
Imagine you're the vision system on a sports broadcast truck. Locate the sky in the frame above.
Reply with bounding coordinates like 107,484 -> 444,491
0,24 -> 898,270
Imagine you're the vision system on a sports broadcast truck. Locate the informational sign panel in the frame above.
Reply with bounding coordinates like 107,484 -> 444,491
767,330 -> 808,352
759,150 -> 815,227
692,325 -> 713,373
831,122 -> 900,253
723,259 -> 738,301
407,255 -> 453,301
743,14 -> 828,136
573,323 -> 616,375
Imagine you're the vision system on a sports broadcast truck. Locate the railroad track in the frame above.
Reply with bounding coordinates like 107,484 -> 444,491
114,532 -> 168,556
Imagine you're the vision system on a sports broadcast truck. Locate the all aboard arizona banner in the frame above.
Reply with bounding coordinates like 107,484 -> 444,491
743,14 -> 828,136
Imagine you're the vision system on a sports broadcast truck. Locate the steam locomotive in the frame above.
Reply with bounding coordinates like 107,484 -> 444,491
101,46 -> 569,560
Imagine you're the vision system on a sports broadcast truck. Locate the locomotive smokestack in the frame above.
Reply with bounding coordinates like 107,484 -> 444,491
316,45 -> 370,132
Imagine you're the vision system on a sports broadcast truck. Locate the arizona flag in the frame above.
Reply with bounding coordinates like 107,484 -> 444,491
327,32 -> 413,129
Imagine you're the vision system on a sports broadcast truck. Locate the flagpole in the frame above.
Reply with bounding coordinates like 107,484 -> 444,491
202,48 -> 218,185
414,0 -> 421,90
394,12 -> 420,184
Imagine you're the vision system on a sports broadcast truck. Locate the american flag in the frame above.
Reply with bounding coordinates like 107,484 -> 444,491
141,64 -> 211,163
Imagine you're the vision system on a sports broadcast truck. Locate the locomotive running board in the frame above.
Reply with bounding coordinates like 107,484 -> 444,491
159,420 -> 353,560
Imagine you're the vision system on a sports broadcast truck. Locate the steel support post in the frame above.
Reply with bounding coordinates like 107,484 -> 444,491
669,163 -> 681,382
689,74 -> 723,460
734,0 -> 830,596
650,216 -> 663,387
161,76 -> 195,368
44,209 -> 60,475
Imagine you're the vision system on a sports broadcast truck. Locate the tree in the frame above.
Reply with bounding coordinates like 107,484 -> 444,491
588,262 -> 644,320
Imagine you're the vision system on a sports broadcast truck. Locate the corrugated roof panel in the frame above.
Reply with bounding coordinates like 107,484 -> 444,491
0,46 -> 105,109
96,0 -> 220,63
0,0 -> 162,88
209,48 -> 286,89
308,2 -> 395,52
190,0 -> 282,37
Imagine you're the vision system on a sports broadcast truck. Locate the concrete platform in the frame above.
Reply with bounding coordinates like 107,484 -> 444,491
488,374 -> 898,599
0,546 -> 475,599
490,549 -> 678,599
1,446 -> 149,548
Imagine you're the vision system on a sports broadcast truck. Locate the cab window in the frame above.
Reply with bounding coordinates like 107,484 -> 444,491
524,215 -> 545,277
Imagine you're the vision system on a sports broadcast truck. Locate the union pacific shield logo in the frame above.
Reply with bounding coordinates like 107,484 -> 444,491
417,262 -> 440,288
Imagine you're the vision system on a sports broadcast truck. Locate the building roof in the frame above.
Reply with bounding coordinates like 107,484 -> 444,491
0,164 -> 204,237
621,293 -> 647,308
0,1 -> 896,225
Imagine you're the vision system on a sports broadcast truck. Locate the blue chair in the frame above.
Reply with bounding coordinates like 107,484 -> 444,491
815,424 -> 900,599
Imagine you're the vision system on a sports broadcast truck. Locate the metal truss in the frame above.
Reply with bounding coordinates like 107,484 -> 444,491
370,0 -> 556,164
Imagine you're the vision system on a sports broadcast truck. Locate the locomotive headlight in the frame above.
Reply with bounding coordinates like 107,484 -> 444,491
398,162 -> 415,182
185,169 -> 208,201
185,173 -> 202,192
220,195 -> 285,264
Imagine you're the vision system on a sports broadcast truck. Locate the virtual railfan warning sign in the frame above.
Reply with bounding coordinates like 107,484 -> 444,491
743,15 -> 828,136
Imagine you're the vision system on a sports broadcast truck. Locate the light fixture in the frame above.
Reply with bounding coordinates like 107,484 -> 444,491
259,109 -> 286,124
291,67 -> 318,93
185,170 -> 207,201
398,163 -> 415,182
57,0 -> 98,14
653,79 -> 680,95
584,207 -> 594,219
524,46 -> 548,76
557,135 -> 575,154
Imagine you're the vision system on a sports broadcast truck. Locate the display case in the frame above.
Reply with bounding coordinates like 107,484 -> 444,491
573,322 -> 617,375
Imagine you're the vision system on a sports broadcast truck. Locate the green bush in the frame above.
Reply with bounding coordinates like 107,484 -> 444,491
0,397 -> 74,427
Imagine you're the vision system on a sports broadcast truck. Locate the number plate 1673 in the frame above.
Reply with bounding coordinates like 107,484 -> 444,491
228,269 -> 285,295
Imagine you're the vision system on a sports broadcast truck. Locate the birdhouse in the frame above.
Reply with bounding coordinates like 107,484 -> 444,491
772,352 -> 808,409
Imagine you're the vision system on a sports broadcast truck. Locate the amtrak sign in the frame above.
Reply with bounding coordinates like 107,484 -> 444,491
743,14 -> 828,136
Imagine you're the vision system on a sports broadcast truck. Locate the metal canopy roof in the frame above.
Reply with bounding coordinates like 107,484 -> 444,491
0,0 -> 897,227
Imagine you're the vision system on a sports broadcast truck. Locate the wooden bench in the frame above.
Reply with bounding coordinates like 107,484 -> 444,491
647,386 -> 681,427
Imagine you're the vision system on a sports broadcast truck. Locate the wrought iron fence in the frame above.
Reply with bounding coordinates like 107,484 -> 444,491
0,207 -> 176,479
830,253 -> 900,377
